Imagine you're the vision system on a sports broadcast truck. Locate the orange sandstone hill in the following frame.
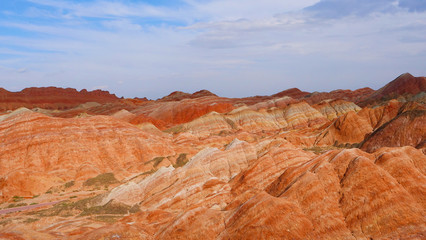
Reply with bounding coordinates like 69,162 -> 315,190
0,73 -> 425,239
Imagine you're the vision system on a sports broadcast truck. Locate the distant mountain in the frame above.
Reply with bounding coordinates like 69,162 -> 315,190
359,73 -> 426,106
0,87 -> 119,110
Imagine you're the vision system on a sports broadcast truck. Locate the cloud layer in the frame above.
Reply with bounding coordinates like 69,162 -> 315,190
0,0 -> 425,99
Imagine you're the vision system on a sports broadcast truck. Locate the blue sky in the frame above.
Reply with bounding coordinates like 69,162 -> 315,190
0,0 -> 425,99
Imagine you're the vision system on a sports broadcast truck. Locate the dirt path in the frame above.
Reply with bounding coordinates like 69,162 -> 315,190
0,201 -> 62,215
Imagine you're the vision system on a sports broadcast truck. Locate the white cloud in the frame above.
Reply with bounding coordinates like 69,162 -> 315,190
184,0 -> 320,19
90,85 -> 109,91
1,0 -> 426,98
102,19 -> 142,31
27,0 -> 186,21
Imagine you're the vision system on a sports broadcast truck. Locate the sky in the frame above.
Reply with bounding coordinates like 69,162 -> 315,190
0,0 -> 425,99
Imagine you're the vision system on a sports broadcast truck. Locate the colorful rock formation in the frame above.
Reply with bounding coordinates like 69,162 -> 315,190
0,73 -> 425,239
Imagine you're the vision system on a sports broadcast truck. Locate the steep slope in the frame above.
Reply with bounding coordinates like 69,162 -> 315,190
361,108 -> 426,152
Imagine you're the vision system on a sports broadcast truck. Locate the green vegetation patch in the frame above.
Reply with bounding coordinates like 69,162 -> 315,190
79,201 -> 138,216
29,195 -> 103,217
92,215 -> 122,223
0,219 -> 11,226
27,195 -> 138,218
173,153 -> 189,168
303,143 -> 360,155
164,125 -> 184,134
83,173 -> 119,187
64,181 -> 75,188
7,202 -> 27,208
24,218 -> 39,223
12,196 -> 24,202
144,156 -> 165,168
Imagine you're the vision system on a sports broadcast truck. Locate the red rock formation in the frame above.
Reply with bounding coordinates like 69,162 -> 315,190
0,87 -> 119,111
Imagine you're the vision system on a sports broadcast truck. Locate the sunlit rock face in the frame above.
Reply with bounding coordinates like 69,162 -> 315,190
0,73 -> 425,239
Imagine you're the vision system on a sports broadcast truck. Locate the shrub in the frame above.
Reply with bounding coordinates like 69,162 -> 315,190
12,196 -> 23,202
24,218 -> 39,223
64,181 -> 75,188
83,173 -> 119,187
79,201 -> 136,216
173,153 -> 188,168
145,156 -> 165,168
